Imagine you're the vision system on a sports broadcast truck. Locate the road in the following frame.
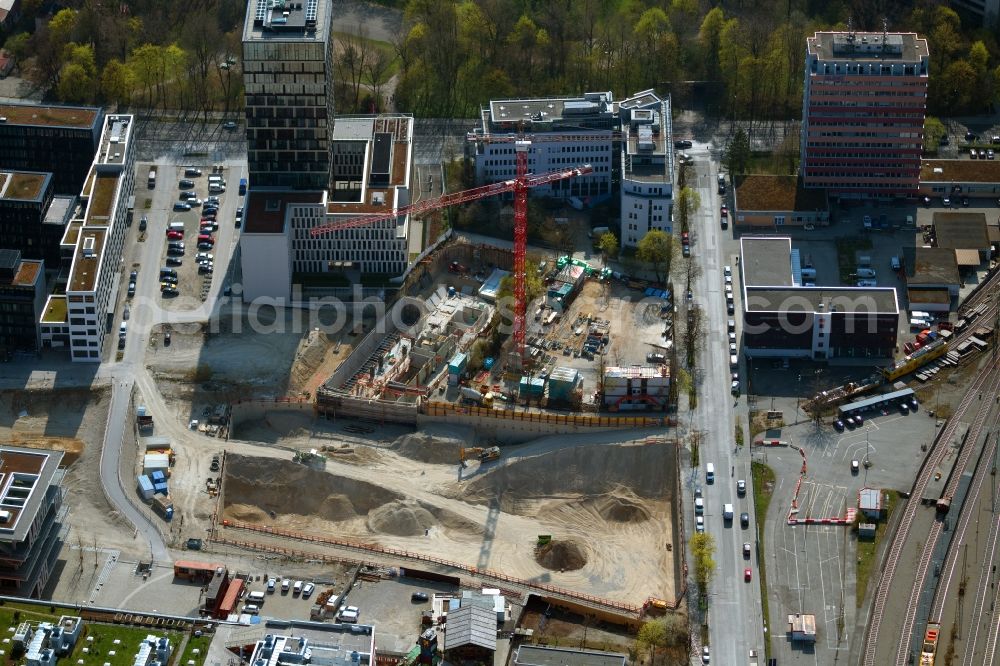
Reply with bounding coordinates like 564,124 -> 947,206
682,143 -> 765,664
96,158 -> 247,565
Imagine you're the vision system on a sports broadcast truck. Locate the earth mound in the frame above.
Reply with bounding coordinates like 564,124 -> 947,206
589,494 -> 652,523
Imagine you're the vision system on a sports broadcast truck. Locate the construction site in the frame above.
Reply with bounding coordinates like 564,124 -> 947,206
215,429 -> 681,608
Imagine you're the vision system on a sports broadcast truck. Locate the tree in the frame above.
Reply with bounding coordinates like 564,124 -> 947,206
56,44 -> 96,103
923,117 -> 946,152
2,33 -> 31,74
364,48 -> 394,111
697,7 -> 725,78
636,229 -> 677,282
690,532 -> 716,588
497,271 -> 544,307
100,59 -> 134,107
597,232 -> 618,262
723,127 -> 751,179
636,615 -> 688,665
675,186 -> 701,231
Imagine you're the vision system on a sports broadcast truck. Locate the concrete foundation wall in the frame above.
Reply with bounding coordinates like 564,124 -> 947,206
418,408 -> 668,444
229,400 -> 316,434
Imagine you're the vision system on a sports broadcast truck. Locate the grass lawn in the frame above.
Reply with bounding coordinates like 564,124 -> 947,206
751,462 -> 776,661
745,151 -> 799,176
0,602 -> 192,666
179,632 -> 213,666
855,490 -> 901,607
331,31 -> 401,82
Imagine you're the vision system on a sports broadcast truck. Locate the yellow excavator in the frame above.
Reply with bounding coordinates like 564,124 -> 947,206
459,446 -> 501,467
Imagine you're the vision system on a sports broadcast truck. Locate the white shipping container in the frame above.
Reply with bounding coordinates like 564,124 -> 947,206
143,453 -> 170,473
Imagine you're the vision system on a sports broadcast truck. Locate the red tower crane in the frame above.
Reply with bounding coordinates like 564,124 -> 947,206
309,142 -> 593,363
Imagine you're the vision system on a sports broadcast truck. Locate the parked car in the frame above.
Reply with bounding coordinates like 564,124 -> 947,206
186,538 -> 202,550
139,215 -> 147,231
184,168 -> 202,177
302,583 -> 315,598
173,201 -> 191,211
166,257 -> 183,267
851,459 -> 859,474
178,179 -> 195,189
673,139 -> 693,149
695,515 -> 705,533
167,231 -> 183,240
411,592 -> 429,602
224,121 -> 237,130
266,578 -> 276,593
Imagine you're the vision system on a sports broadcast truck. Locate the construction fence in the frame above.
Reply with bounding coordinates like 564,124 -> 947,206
215,519 -> 681,618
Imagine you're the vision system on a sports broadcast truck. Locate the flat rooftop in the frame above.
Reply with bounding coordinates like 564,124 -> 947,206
0,171 -> 48,202
327,115 -> 412,217
0,446 -> 63,544
904,246 -> 961,286
86,174 -> 118,224
486,93 -> 615,128
515,646 -> 627,666
244,190 -> 324,234
933,212 -> 990,251
921,159 -> 1000,183
68,227 -> 107,293
248,623 -> 374,666
243,0 -> 331,42
744,286 -> 899,314
95,115 -> 133,166
40,295 -> 67,324
43,195 -> 74,227
735,174 -> 827,212
740,237 -> 794,287
11,260 -> 41,287
0,102 -> 100,129
807,31 -> 928,62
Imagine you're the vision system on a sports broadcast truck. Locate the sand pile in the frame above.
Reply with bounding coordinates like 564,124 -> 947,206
392,424 -> 472,464
457,441 -> 671,514
535,540 -> 588,571
223,454 -> 402,521
367,500 -> 436,536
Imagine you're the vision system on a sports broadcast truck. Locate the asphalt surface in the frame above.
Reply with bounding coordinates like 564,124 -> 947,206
95,156 -> 247,565
680,143 -> 765,664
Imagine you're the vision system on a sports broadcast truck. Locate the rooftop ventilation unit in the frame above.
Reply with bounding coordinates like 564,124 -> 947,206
82,236 -> 96,258
0,510 -> 10,523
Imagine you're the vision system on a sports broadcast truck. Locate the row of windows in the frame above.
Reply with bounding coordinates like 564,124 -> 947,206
803,178 -> 911,188
71,349 -> 100,358
482,167 -> 609,177
294,260 -> 406,274
70,335 -> 99,346
807,142 -> 921,150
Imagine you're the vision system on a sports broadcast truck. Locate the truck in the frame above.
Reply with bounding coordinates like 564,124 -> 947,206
723,503 -> 734,522
239,178 -> 247,196
136,405 -> 154,434
147,169 -> 156,189
152,496 -> 173,521
460,386 -> 493,405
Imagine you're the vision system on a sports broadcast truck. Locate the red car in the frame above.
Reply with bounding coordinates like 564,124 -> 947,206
166,231 -> 183,240
721,205 -> 728,217
744,567 -> 752,582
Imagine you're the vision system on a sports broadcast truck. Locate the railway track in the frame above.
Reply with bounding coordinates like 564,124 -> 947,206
861,360 -> 999,666
962,506 -> 1000,666
894,370 -> 1000,666
982,541 -> 1000,666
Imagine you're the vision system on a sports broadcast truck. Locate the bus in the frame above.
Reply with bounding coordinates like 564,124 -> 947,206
147,169 -> 156,189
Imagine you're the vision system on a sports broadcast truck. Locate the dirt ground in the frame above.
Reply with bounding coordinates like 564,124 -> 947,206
221,428 -> 678,605
0,388 -> 151,567
147,309 -> 354,397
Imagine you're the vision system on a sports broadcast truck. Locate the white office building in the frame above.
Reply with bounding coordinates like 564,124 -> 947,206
619,90 -> 674,248
468,92 -> 618,201
240,115 -> 414,301
38,114 -> 135,361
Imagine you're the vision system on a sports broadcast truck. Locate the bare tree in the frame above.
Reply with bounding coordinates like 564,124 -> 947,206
364,48 -> 393,112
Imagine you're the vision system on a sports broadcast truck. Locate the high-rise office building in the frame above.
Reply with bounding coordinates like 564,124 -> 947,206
242,0 -> 335,189
801,31 -> 929,199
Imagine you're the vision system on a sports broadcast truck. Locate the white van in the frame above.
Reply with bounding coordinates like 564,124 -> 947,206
911,311 -> 932,321
281,579 -> 291,593
910,318 -> 930,331
247,591 -> 266,604
706,463 -> 715,483
293,580 -> 303,595
723,504 -> 734,521
694,498 -> 704,515
244,604 -> 260,615
168,221 -> 185,233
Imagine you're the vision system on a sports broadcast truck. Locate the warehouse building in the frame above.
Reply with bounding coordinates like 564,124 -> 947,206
920,159 -> 1000,200
733,175 -> 829,228
902,246 -> 962,313
0,447 -> 64,598
740,237 -> 899,360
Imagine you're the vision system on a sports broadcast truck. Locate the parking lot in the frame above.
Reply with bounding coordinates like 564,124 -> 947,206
755,402 -> 938,664
154,164 -> 242,310
339,577 -> 460,653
